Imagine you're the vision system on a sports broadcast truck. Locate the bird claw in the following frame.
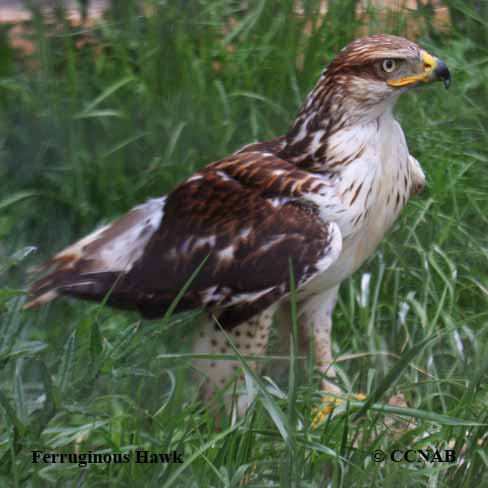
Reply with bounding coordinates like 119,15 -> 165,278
311,393 -> 367,429
239,463 -> 257,485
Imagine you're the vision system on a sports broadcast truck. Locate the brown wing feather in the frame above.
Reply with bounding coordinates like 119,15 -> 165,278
25,151 -> 341,326
24,198 -> 165,308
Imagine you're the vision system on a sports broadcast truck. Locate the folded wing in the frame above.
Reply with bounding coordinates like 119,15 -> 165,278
25,151 -> 342,327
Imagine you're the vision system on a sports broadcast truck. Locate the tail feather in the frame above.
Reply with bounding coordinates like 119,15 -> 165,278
24,197 -> 166,310
24,266 -> 121,310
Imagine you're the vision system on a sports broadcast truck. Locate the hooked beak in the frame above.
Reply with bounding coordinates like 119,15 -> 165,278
388,50 -> 451,89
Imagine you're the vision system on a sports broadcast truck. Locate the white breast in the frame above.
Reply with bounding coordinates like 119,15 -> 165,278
300,111 -> 413,297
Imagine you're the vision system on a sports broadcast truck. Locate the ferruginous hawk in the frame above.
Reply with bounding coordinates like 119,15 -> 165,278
25,35 -> 450,415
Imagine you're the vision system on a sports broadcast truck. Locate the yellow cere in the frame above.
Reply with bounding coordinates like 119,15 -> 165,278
420,50 -> 436,72
387,50 -> 437,87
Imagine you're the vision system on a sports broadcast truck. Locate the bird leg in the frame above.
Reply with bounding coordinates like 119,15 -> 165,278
296,286 -> 367,427
192,306 -> 275,417
298,286 -> 341,393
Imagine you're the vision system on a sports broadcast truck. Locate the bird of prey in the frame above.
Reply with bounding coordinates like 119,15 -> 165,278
26,35 -> 450,415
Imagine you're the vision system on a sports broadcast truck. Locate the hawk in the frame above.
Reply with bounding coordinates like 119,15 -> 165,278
25,35 -> 450,414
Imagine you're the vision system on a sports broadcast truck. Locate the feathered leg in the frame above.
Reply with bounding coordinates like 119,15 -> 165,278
297,286 -> 367,427
192,305 -> 275,416
299,286 -> 341,393
276,286 -> 340,392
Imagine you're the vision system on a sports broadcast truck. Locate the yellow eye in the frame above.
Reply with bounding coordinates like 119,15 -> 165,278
382,59 -> 397,73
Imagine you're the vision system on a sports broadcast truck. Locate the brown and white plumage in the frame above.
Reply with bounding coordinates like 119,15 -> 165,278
25,35 -> 450,413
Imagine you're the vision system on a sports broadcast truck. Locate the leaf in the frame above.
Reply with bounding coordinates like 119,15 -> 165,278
103,321 -> 139,363
75,76 -> 135,118
0,390 -> 25,433
58,331 -> 76,394
0,192 -> 39,212
161,421 -> 242,488
101,132 -> 146,159
0,390 -> 25,476
74,109 -> 124,119
353,334 -> 439,420
160,255 -> 210,327
0,297 -> 27,369
157,353 -> 305,362
0,248 -> 37,275
285,259 -> 299,483
45,421 -> 110,448
230,90 -> 288,118
0,289 -> 25,306
28,360 -> 56,439
90,321 -> 103,364
0,340 -> 47,362
215,318 -> 295,452
366,403 -> 486,427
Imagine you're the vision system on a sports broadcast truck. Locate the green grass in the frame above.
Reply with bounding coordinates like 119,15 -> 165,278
1,0 -> 487,486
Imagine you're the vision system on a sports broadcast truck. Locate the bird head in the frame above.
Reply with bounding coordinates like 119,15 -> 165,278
283,34 -> 450,166
322,34 -> 451,120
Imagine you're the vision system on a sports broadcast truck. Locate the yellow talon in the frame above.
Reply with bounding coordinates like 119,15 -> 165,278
240,462 -> 257,485
311,393 -> 367,429
311,395 -> 338,429
352,392 -> 367,401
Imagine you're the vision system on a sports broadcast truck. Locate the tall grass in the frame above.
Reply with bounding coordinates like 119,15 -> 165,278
0,0 -> 487,486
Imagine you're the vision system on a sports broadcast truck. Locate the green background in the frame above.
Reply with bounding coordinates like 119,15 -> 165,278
0,1 -> 487,486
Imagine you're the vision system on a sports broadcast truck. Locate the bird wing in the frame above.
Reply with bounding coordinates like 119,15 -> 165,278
25,151 -> 342,327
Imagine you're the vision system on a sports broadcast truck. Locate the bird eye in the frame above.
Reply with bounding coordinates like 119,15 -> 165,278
382,59 -> 397,73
